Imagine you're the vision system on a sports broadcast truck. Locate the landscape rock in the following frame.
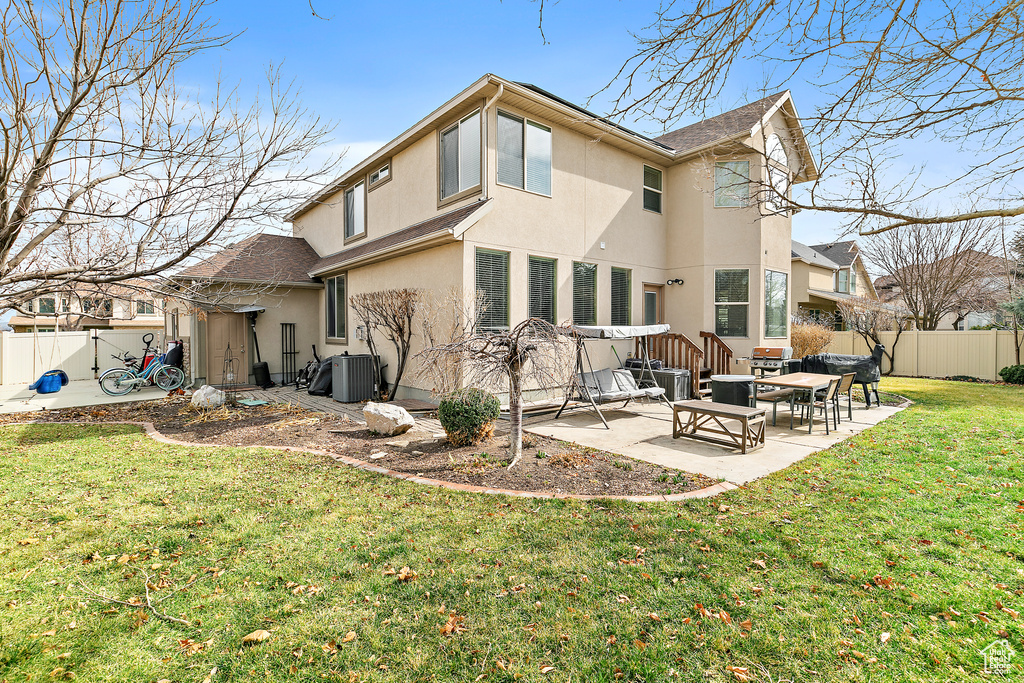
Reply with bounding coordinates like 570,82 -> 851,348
190,385 -> 225,409
363,402 -> 415,436
369,452 -> 388,460
385,440 -> 411,449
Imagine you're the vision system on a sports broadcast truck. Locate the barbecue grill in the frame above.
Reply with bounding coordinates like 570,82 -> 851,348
748,346 -> 793,376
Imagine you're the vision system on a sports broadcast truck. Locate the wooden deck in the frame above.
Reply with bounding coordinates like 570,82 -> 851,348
240,386 -> 444,433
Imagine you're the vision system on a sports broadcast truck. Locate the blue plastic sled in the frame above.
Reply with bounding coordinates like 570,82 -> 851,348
29,370 -> 70,394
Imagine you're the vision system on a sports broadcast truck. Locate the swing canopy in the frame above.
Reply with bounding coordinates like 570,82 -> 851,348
559,324 -> 670,339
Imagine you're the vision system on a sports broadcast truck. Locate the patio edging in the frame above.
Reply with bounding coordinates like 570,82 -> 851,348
1,420 -> 739,503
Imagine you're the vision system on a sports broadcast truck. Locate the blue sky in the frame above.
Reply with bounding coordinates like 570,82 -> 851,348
185,0 -> 848,245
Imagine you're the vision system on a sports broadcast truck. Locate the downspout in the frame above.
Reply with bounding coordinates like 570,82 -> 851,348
481,82 -> 504,201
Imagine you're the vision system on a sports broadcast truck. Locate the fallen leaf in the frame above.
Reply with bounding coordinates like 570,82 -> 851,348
539,665 -> 556,674
880,632 -> 891,644
396,566 -> 417,582
341,631 -> 357,643
17,538 -> 40,546
726,665 -> 752,681
241,630 -> 272,646
751,559 -> 767,569
440,614 -> 466,637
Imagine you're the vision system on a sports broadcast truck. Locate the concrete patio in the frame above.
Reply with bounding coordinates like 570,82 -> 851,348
0,379 -> 169,414
525,399 -> 906,485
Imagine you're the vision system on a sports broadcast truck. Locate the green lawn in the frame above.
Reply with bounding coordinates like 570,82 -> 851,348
1,378 -> 1023,682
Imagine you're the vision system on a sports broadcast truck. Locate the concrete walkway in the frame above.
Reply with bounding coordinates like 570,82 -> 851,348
525,399 -> 906,485
0,379 -> 169,414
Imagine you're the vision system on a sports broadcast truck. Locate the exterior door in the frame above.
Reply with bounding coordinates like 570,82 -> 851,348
206,313 -> 248,385
643,284 -> 664,325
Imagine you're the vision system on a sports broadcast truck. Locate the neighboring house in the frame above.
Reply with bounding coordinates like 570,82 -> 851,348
166,233 -> 323,386
174,74 -> 818,398
791,240 -> 876,329
7,282 -> 166,333
873,249 -> 1012,330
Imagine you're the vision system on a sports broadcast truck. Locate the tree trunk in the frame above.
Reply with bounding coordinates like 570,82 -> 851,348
507,363 -> 524,469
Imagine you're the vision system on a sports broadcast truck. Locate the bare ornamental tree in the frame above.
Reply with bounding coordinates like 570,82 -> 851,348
0,0 -> 339,317
416,318 -> 573,468
591,0 -> 1024,234
835,297 -> 914,375
349,289 -> 420,401
862,220 -> 1005,331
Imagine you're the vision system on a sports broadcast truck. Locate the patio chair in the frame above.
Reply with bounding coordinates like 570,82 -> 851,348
793,377 -> 841,435
579,369 -> 631,404
824,372 -> 857,423
755,387 -> 794,426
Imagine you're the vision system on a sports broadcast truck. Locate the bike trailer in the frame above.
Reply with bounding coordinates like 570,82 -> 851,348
30,369 -> 70,394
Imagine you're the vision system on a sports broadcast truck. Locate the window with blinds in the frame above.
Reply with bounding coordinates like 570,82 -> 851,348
643,166 -> 662,213
496,110 -> 552,195
573,261 -> 597,325
714,268 -> 748,337
611,267 -> 631,326
476,248 -> 510,331
764,270 -> 788,338
528,256 -> 556,324
440,110 -> 481,200
344,182 -> 365,239
326,275 -> 346,339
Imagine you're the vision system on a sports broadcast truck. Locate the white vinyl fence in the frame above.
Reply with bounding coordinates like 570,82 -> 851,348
0,330 -> 161,385
828,329 -> 1022,381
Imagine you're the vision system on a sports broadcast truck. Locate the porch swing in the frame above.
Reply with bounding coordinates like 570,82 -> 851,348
555,324 -> 672,428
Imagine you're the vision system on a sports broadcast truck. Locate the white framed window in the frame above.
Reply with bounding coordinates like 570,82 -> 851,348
136,299 -> 155,315
369,163 -> 390,187
836,269 -> 850,293
643,166 -> 662,213
440,110 -> 481,200
765,134 -> 790,213
497,110 -> 552,196
714,160 -> 750,207
476,248 -> 510,331
344,182 -> 365,240
572,262 -> 597,325
60,298 -> 70,313
764,270 -> 788,338
611,267 -> 631,325
714,269 -> 748,337
38,297 -> 55,314
528,255 -> 556,325
326,275 -> 347,339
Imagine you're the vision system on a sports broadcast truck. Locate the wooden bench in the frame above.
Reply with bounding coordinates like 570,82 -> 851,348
672,400 -> 766,454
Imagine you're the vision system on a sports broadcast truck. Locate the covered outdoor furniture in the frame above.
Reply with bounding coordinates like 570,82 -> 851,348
672,400 -> 766,454
556,324 -> 673,428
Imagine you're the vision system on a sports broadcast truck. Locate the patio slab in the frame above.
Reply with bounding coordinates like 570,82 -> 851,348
525,400 -> 905,485
0,379 -> 168,414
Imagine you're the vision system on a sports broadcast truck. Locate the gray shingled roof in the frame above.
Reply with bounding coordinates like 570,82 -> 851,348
792,240 -> 841,269
178,234 -> 321,285
654,92 -> 788,153
809,241 -> 859,267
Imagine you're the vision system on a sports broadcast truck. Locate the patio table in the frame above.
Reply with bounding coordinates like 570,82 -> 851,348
754,372 -> 836,434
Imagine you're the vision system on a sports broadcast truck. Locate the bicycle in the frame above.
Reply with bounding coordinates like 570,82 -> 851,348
98,336 -> 185,396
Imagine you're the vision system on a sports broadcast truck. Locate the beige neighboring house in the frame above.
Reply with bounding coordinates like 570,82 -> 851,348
8,282 -> 166,333
181,74 -> 819,399
791,240 -> 876,329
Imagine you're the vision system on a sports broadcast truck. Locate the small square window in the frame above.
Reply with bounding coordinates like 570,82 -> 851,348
369,163 -> 390,187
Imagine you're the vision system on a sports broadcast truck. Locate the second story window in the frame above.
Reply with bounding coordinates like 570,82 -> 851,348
836,269 -> 850,293
344,181 -> 365,240
714,160 -> 750,207
440,110 -> 481,200
369,163 -> 390,187
643,166 -> 662,213
497,110 -> 552,196
137,299 -> 155,315
61,298 -> 70,313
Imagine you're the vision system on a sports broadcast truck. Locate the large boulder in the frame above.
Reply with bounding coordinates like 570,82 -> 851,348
363,402 -> 415,436
190,385 -> 225,409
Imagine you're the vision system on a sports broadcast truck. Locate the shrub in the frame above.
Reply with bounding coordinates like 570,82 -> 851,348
791,320 -> 835,358
999,365 -> 1024,385
438,388 -> 500,446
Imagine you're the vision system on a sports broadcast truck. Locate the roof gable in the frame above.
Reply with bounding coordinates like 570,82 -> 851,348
178,234 -> 321,285
654,92 -> 788,152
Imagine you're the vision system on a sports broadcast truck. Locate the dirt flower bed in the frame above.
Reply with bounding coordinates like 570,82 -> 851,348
1,398 -> 718,497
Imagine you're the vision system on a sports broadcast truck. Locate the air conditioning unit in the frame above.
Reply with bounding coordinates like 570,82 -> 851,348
332,354 -> 375,403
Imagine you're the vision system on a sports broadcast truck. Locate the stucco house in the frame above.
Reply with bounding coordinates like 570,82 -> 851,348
8,282 -> 166,333
169,74 -> 818,398
791,240 -> 876,328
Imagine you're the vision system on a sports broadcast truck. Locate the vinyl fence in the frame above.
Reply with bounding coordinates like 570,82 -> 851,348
827,329 -> 1022,381
0,329 -> 161,385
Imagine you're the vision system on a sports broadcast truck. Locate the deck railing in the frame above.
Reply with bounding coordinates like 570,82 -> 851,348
699,331 -> 734,377
636,332 -> 704,397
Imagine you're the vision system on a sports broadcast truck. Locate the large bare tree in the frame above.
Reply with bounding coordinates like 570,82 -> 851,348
1,0 -> 338,317
595,0 -> 1024,234
863,220 -> 1005,330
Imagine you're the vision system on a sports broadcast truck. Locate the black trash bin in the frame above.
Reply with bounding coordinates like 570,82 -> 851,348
710,374 -> 756,407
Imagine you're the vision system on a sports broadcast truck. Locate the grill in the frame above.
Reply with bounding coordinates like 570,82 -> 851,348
748,346 -> 793,375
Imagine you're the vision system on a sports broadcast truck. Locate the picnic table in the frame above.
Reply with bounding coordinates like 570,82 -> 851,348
672,400 -> 766,454
753,372 -> 836,433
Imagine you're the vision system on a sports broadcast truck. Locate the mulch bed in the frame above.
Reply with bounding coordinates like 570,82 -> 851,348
0,398 -> 718,497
